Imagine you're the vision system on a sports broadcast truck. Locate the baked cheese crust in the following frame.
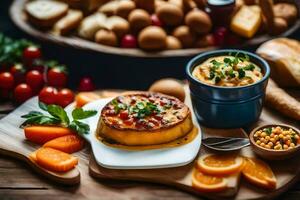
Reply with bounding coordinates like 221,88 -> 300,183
96,92 -> 193,146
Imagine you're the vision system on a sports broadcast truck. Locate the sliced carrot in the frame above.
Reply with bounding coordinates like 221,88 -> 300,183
43,135 -> 85,153
24,126 -> 75,144
75,92 -> 101,108
35,147 -> 78,172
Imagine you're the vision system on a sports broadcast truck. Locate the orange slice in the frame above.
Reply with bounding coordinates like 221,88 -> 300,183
192,169 -> 228,192
35,147 -> 78,172
196,154 -> 244,175
242,157 -> 276,190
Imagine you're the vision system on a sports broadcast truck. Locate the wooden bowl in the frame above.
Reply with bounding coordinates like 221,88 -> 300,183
249,124 -> 300,160
9,0 -> 300,58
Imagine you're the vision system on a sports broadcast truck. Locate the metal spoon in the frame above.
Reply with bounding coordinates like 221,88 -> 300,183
202,137 -> 250,151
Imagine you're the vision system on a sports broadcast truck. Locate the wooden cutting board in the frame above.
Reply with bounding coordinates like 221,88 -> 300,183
88,87 -> 300,200
0,89 -> 299,199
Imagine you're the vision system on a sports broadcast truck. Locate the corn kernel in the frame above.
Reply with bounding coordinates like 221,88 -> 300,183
283,144 -> 289,149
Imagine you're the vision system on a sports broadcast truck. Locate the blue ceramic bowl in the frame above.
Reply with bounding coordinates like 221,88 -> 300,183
186,49 -> 270,128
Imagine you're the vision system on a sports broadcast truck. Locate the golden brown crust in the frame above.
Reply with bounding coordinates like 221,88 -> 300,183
96,92 -> 194,146
100,92 -> 190,131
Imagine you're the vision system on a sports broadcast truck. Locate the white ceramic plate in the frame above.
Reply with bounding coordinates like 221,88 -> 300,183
66,98 -> 202,169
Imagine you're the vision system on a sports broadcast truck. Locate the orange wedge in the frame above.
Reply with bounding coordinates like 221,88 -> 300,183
242,157 -> 276,190
75,92 -> 101,107
196,154 -> 244,176
35,147 -> 78,172
192,169 -> 228,192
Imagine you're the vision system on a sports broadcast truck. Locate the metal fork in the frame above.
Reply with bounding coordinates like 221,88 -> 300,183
202,136 -> 250,151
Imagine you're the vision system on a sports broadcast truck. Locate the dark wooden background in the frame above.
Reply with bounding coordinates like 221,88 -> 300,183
1,0 -> 300,199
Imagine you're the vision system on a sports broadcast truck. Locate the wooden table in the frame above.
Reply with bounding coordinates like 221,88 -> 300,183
0,102 -> 300,200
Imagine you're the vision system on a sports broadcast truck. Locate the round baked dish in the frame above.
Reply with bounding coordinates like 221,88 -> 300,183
96,92 -> 193,146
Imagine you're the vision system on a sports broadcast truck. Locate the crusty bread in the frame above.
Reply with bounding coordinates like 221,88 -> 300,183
256,38 -> 300,88
52,9 -> 83,35
25,0 -> 69,28
77,12 -> 107,39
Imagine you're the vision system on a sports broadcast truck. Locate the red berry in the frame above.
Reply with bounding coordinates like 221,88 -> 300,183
56,88 -> 75,108
121,34 -> 137,48
23,46 -> 42,67
26,70 -> 44,93
0,72 -> 14,90
14,83 -> 33,103
78,77 -> 95,92
47,68 -> 67,88
38,86 -> 58,105
10,64 -> 25,85
151,14 -> 163,27
213,27 -> 228,46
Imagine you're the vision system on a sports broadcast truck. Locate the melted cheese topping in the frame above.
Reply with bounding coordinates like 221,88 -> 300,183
192,56 -> 263,87
101,93 -> 190,131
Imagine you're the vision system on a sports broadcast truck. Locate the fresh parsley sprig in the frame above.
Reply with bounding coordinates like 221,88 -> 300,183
21,102 -> 97,135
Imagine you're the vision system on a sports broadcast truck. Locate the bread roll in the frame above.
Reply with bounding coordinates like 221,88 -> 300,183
53,9 -> 83,35
78,13 -> 107,39
25,0 -> 68,28
98,0 -> 119,16
274,3 -> 298,25
106,16 -> 130,38
256,38 -> 300,87
172,25 -> 195,48
95,29 -> 118,46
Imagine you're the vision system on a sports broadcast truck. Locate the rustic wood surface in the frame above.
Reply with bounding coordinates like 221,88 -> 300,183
0,88 -> 300,200
10,0 -> 300,58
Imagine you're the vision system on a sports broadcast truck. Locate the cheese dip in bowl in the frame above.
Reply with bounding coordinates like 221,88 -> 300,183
192,55 -> 263,87
186,50 -> 270,128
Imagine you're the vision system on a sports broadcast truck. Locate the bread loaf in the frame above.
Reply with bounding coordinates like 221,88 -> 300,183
78,13 -> 107,39
53,9 -> 83,35
25,0 -> 69,28
256,38 -> 300,87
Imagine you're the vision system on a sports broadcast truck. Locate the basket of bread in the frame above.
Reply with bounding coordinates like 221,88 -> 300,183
10,0 -> 300,57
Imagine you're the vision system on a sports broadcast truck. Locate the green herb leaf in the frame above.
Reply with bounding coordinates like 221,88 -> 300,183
69,120 -> 90,135
210,59 -> 222,68
47,104 -> 69,126
265,127 -> 272,135
72,108 -> 97,120
238,69 -> 245,79
243,64 -> 255,71
20,115 -> 60,128
227,69 -> 236,78
215,76 -> 221,83
38,102 -> 48,111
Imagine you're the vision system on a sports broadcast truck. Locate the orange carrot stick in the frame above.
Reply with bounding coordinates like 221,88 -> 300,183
24,126 -> 75,144
43,135 -> 85,153
35,147 -> 78,172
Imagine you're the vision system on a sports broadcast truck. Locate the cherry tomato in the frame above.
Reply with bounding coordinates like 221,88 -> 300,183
56,88 -> 75,107
78,77 -> 95,91
123,118 -> 133,125
0,72 -> 14,90
39,86 -> 58,105
10,64 -> 25,85
47,68 -> 67,88
26,70 -> 44,93
151,14 -> 163,27
14,83 -> 33,103
119,110 -> 129,120
23,46 -> 42,67
121,34 -> 137,48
